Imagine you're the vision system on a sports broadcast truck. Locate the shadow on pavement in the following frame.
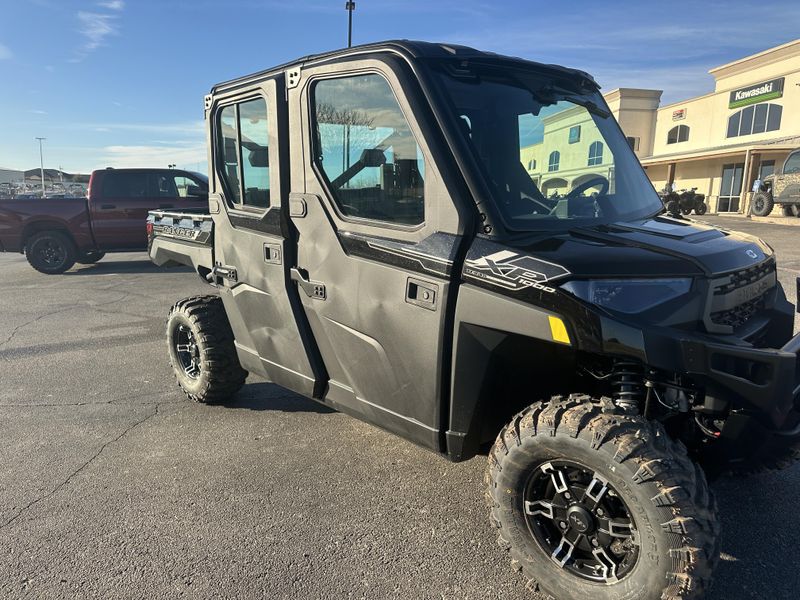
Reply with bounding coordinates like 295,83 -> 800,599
711,471 -> 800,598
222,382 -> 335,413
65,260 -> 193,275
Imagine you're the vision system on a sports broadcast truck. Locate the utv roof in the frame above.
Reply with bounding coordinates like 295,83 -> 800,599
210,39 -> 598,95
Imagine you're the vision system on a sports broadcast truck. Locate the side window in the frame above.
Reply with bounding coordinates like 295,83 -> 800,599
173,175 -> 208,198
784,151 -> 800,175
312,73 -> 425,226
151,173 -> 179,198
216,97 -> 270,209
102,172 -> 149,198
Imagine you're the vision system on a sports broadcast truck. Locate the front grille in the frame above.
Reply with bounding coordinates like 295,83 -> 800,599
709,258 -> 776,331
710,295 -> 767,329
713,257 -> 775,295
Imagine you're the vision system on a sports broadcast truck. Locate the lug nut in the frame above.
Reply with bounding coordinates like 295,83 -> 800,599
559,521 -> 568,530
563,492 -> 571,500
596,508 -> 604,516
591,538 -> 600,548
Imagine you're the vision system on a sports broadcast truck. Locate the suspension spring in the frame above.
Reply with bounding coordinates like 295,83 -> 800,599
611,360 -> 646,413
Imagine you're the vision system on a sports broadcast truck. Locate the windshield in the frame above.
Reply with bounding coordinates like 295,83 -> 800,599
435,64 -> 662,232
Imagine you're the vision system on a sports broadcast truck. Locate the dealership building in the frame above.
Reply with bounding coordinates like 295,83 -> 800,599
522,39 -> 800,215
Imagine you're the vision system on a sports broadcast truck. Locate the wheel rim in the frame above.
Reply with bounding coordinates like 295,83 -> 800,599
754,198 -> 764,212
523,460 -> 639,584
36,239 -> 66,267
174,324 -> 201,379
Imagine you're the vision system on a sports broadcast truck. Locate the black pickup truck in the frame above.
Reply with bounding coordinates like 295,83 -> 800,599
147,41 -> 800,600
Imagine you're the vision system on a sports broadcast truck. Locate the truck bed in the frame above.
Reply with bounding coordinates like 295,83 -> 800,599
147,209 -> 214,276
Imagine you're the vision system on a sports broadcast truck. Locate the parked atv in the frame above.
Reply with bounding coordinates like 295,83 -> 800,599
751,148 -> 800,217
148,41 -> 800,600
660,187 -> 708,216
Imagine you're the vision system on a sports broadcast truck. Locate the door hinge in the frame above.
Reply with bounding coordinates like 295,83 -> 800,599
291,268 -> 326,300
210,263 -> 238,284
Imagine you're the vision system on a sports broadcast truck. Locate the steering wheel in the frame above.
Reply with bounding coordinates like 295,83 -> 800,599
567,176 -> 609,199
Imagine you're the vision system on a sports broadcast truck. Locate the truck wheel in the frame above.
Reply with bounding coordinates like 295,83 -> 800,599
781,204 -> 800,218
77,251 -> 105,264
486,395 -> 719,600
750,192 -> 774,217
25,231 -> 77,274
166,295 -> 247,403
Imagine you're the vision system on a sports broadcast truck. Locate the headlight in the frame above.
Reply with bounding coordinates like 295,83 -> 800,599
560,279 -> 692,313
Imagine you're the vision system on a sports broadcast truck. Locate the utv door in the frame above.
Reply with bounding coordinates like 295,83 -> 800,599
287,61 -> 467,449
208,79 -> 322,397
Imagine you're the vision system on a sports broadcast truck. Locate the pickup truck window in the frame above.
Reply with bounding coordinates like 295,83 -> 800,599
152,174 -> 207,199
103,171 -> 150,198
312,73 -> 425,226
217,98 -> 270,210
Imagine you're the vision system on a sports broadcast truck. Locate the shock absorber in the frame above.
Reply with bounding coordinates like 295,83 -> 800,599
611,359 -> 645,413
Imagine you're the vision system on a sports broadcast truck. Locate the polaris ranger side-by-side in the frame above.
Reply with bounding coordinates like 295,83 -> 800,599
147,42 -> 800,600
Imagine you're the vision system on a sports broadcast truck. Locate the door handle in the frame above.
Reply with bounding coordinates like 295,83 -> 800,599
290,268 -> 326,300
100,204 -> 116,209
406,277 -> 438,311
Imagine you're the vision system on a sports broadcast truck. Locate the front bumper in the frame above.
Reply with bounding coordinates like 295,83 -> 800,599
599,278 -> 800,429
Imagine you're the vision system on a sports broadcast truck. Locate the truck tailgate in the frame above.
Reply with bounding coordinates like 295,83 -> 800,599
147,209 -> 213,275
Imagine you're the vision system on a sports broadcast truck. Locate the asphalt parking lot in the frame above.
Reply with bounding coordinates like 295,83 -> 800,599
1,215 -> 800,599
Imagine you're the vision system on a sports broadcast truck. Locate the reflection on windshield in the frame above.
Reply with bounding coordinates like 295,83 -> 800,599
437,67 -> 662,231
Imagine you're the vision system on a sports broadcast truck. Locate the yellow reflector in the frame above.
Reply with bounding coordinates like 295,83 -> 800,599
548,316 -> 571,345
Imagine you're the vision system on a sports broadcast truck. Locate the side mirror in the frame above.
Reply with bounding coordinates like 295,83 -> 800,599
186,184 -> 206,197
360,148 -> 386,168
248,148 -> 269,168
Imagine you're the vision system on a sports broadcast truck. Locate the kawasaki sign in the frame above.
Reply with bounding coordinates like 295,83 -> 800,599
729,77 -> 784,109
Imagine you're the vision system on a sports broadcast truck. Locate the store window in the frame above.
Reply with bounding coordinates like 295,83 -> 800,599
726,103 -> 782,138
527,159 -> 537,170
587,141 -> 603,166
667,125 -> 689,145
548,151 -> 560,172
758,160 -> 775,180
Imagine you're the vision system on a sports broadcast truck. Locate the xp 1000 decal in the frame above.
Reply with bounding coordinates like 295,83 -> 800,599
464,249 -> 570,293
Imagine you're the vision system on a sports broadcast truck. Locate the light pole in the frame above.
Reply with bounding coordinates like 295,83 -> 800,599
35,137 -> 46,198
345,1 -> 355,48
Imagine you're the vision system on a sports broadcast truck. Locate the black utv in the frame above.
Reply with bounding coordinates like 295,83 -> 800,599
147,41 -> 800,600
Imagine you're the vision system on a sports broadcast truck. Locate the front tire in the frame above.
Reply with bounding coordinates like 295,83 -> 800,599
486,396 -> 719,600
694,203 -> 707,215
25,231 -> 77,274
166,295 -> 247,403
750,192 -> 774,217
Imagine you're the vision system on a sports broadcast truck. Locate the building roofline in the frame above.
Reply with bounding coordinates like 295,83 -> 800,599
709,38 -> 800,78
640,135 -> 800,165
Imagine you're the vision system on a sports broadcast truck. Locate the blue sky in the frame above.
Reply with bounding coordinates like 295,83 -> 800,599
1,0 -> 799,174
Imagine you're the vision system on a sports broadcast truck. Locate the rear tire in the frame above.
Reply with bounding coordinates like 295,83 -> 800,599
166,295 -> 247,403
25,231 -> 77,274
694,203 -> 707,215
77,251 -> 105,264
665,200 -> 681,216
750,192 -> 774,217
486,395 -> 719,600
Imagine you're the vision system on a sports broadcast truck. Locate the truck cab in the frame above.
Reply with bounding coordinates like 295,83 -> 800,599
149,41 -> 800,600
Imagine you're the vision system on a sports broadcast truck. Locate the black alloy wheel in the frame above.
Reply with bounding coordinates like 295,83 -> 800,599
174,323 -> 201,380
25,231 -> 76,274
523,460 -> 638,584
